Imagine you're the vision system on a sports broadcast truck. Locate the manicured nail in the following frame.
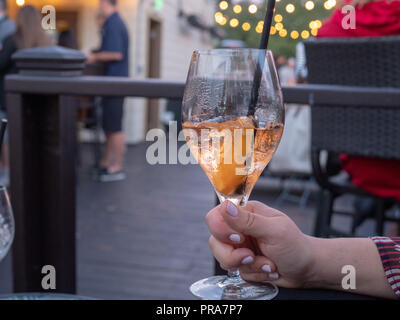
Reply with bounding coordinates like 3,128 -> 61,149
262,264 -> 272,273
241,256 -> 254,265
229,234 -> 241,243
226,201 -> 238,217
269,272 -> 279,280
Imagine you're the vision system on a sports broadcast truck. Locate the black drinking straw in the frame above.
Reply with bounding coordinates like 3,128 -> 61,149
248,0 -> 276,116
0,119 -> 7,159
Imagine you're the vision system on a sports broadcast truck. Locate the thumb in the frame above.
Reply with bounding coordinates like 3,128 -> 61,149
221,200 -> 279,242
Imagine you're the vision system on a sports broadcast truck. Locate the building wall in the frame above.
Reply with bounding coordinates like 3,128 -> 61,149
8,0 -> 215,143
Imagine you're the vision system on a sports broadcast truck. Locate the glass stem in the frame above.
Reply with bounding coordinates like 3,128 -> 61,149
228,269 -> 241,278
227,269 -> 243,284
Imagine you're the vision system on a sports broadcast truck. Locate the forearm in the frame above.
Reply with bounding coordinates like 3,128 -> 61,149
306,237 -> 397,299
91,51 -> 122,63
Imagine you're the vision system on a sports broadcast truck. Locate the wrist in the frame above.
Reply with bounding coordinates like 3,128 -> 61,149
301,235 -> 340,289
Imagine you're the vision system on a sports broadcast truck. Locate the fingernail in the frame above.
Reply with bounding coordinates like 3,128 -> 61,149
226,201 -> 238,217
269,272 -> 279,280
241,256 -> 254,265
262,264 -> 272,273
229,234 -> 241,243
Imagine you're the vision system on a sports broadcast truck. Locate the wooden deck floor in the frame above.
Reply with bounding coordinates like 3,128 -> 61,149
0,142 -> 379,299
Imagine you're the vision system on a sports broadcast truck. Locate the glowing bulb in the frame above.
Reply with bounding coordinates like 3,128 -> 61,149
315,20 -> 322,28
233,5 -> 242,14
290,30 -> 299,39
270,26 -> 276,35
311,28 -> 318,36
305,1 -> 315,10
248,4 -> 258,14
286,3 -> 295,13
256,25 -> 263,33
274,14 -> 283,23
215,12 -> 224,24
275,23 -> 283,31
279,29 -> 287,37
324,0 -> 336,10
301,30 -> 310,39
258,21 -> 264,27
242,22 -> 251,31
219,1 -> 228,11
309,21 -> 318,29
230,18 -> 239,28
16,0 -> 25,6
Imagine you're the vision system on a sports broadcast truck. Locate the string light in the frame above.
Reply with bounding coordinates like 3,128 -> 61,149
275,22 -> 283,31
230,18 -> 239,28
279,29 -> 287,37
290,30 -> 299,39
311,28 -> 318,36
242,22 -> 251,31
249,4 -> 258,14
233,4 -> 242,14
16,0 -> 25,6
270,26 -> 277,35
214,12 -> 224,24
274,14 -> 283,23
305,0 -> 315,10
324,0 -> 336,10
315,20 -> 322,28
256,25 -> 263,33
286,3 -> 295,13
219,1 -> 229,10
309,21 -> 318,29
301,30 -> 310,39
258,21 -> 264,27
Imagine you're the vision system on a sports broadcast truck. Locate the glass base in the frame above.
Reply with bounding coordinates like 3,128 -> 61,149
190,275 -> 279,300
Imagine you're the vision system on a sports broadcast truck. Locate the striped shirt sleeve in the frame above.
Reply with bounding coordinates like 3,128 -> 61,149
371,236 -> 400,298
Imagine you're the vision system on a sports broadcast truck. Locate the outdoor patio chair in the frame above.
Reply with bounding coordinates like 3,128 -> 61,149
304,36 -> 400,237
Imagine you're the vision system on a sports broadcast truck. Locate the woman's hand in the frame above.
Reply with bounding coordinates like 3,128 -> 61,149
206,200 -> 316,288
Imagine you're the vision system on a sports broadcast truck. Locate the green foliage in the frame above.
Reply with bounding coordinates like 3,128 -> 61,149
216,0 -> 333,57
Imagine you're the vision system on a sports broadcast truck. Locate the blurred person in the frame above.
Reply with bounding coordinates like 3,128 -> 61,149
0,4 -> 51,186
206,200 -> 399,299
318,0 -> 400,234
295,42 -> 307,83
87,0 -> 129,182
58,30 -> 78,50
278,57 -> 296,86
0,0 -> 14,47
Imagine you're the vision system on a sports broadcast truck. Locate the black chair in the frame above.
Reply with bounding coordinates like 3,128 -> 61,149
304,36 -> 400,237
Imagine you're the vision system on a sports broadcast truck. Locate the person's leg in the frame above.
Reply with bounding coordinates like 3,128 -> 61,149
99,98 -> 126,180
106,131 -> 125,173
100,135 -> 113,169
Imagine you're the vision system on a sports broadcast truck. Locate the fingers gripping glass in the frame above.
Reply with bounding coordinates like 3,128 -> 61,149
182,49 -> 284,300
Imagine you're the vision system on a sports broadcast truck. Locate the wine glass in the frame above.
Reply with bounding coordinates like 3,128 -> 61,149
182,49 -> 284,300
0,187 -> 14,262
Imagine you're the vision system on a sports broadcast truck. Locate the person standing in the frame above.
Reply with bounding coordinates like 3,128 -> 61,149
0,4 -> 50,186
0,0 -> 14,47
88,0 -> 129,182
